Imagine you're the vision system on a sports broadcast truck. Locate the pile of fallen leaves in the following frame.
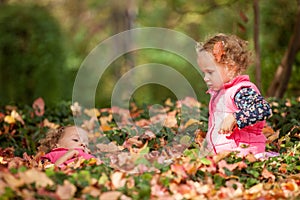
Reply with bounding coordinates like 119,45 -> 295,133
0,97 -> 300,199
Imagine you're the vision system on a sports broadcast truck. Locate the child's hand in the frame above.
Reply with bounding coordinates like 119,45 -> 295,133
54,149 -> 79,166
219,114 -> 237,135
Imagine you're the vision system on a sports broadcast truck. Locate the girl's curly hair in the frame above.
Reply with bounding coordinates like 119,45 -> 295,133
38,126 -> 65,153
197,33 -> 252,74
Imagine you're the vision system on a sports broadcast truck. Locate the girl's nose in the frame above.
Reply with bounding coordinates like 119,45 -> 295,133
204,76 -> 209,82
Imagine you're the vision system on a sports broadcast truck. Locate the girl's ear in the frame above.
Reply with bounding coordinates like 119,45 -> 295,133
225,64 -> 238,80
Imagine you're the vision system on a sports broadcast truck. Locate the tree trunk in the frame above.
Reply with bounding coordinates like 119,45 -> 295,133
111,0 -> 137,76
267,0 -> 300,98
253,0 -> 261,90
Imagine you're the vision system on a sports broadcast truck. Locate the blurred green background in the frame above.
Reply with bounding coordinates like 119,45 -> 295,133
0,0 -> 299,108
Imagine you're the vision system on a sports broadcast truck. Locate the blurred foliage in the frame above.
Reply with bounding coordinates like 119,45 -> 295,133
0,0 -> 300,107
0,4 -> 71,105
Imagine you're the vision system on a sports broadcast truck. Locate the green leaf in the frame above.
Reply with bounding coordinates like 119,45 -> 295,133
213,174 -> 225,189
199,157 -> 212,165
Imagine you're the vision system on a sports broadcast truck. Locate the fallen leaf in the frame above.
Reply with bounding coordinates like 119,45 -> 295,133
70,102 -> 82,116
111,171 -> 126,189
42,118 -> 60,129
32,97 -> 45,117
19,168 -> 54,188
184,118 -> 200,129
97,142 -> 120,152
56,180 -> 77,200
3,173 -> 24,189
4,115 -> 15,124
81,185 -> 101,197
262,168 -> 275,182
84,108 -> 100,118
99,191 -> 122,200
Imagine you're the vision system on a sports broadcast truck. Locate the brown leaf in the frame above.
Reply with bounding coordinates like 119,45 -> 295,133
123,136 -> 143,149
245,153 -> 257,163
96,142 -> 121,153
3,173 -> 24,189
42,118 -> 60,129
19,168 -> 54,188
262,168 -> 275,182
82,186 -> 101,197
56,180 -> 77,200
99,191 -> 122,200
279,163 -> 288,173
246,183 -> 263,194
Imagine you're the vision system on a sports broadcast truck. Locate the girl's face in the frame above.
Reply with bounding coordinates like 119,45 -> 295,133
197,51 -> 231,91
57,126 -> 90,153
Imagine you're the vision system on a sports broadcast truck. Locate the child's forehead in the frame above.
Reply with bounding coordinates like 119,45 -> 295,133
64,126 -> 87,137
197,54 -> 218,68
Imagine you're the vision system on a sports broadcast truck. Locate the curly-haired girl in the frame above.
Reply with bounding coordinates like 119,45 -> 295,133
38,126 -> 96,166
196,33 -> 272,156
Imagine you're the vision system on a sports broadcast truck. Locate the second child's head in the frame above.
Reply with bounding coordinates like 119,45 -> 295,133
38,126 -> 90,154
196,33 -> 252,91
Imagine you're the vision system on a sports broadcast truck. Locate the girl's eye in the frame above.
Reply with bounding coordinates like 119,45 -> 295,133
72,139 -> 79,142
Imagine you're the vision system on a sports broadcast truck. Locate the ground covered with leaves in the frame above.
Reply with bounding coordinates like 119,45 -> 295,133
0,97 -> 300,200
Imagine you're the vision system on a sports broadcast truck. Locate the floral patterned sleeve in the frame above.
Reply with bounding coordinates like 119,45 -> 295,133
233,87 -> 272,129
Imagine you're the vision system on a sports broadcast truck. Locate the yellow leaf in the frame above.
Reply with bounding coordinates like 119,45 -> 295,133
184,118 -> 200,129
4,115 -> 15,124
84,108 -> 100,117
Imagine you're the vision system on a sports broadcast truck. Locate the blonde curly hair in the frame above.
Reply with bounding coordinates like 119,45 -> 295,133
196,33 -> 252,75
38,126 -> 65,153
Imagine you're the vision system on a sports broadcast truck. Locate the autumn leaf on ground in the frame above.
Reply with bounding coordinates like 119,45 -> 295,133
19,168 -> 54,188
32,97 -> 45,117
56,180 -> 77,199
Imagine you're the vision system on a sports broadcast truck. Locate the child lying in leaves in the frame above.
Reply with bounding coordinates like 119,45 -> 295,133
38,125 -> 100,167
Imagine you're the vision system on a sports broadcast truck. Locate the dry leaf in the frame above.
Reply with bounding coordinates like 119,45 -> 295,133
262,168 -> 275,182
97,142 -> 120,153
32,97 -> 45,117
111,172 -> 126,189
99,191 -> 122,200
81,185 -> 101,197
3,173 -> 24,189
70,102 -> 82,116
56,180 -> 77,200
19,168 -> 54,188
84,108 -> 100,118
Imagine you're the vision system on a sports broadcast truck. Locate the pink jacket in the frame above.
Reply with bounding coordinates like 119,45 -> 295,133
205,75 -> 266,155
42,148 -> 95,165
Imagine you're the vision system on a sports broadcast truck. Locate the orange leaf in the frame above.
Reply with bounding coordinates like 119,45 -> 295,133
213,41 -> 225,62
261,168 -> 275,182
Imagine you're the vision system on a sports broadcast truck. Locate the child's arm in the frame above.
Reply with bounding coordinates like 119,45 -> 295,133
233,87 -> 272,129
219,87 -> 272,134
54,149 -> 79,166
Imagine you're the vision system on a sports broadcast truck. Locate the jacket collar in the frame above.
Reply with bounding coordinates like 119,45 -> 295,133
207,75 -> 250,94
